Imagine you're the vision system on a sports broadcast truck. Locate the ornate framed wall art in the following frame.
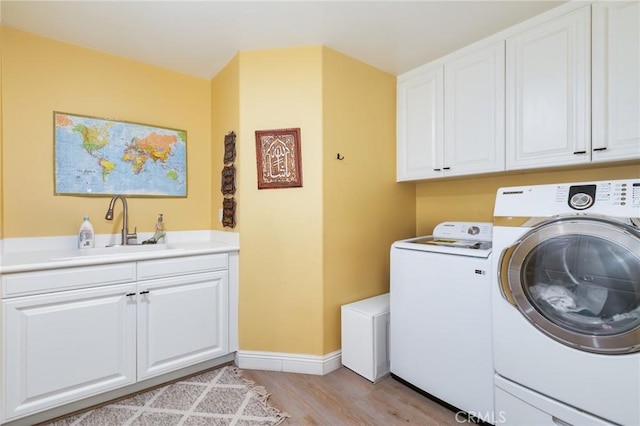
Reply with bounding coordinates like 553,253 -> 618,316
255,128 -> 303,189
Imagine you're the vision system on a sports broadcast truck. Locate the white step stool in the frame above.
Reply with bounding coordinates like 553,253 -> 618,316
340,293 -> 390,383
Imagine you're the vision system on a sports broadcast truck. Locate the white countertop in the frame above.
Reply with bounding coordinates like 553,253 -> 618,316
0,230 -> 239,274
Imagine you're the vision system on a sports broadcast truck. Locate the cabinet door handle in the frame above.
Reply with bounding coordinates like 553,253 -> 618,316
140,290 -> 150,295
593,147 -> 607,152
573,151 -> 587,155
443,167 -> 450,170
433,168 -> 441,172
125,292 -> 136,297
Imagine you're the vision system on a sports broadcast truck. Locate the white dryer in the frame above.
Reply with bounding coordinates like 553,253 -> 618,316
492,179 -> 640,426
390,222 -> 495,421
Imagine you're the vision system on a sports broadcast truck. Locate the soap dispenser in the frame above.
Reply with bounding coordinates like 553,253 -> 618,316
78,216 -> 95,249
142,214 -> 166,244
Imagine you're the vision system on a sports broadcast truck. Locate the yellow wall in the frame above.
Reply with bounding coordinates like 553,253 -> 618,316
321,48 -> 415,352
416,163 -> 640,235
6,24 -> 635,360
1,28 -> 212,238
217,47 -> 416,356
211,56 -> 240,231
2,27 -> 415,357
236,47 -> 326,354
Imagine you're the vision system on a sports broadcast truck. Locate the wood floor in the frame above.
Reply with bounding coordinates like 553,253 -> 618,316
242,367 -> 461,425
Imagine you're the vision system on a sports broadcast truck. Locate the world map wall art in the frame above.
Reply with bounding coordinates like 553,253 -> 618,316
54,112 -> 187,197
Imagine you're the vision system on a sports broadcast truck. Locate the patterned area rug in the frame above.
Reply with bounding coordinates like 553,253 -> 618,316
41,366 -> 288,426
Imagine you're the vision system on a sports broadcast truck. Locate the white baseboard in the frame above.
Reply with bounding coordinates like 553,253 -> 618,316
235,350 -> 342,376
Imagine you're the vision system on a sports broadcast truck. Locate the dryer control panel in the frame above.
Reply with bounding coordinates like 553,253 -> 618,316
559,180 -> 639,212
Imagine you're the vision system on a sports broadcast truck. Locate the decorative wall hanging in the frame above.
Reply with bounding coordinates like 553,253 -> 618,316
255,128 -> 303,189
222,197 -> 236,228
221,131 -> 237,228
221,165 -> 236,196
224,131 -> 237,164
54,112 -> 187,197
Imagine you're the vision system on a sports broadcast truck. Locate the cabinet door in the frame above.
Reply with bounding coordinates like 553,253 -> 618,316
137,271 -> 228,380
592,1 -> 640,162
2,284 -> 136,421
444,41 -> 505,176
397,65 -> 444,181
506,6 -> 591,170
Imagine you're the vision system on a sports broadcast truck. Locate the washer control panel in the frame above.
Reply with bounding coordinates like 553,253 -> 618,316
432,221 -> 493,242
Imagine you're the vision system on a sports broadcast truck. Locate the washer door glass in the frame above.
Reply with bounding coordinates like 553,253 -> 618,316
503,217 -> 640,354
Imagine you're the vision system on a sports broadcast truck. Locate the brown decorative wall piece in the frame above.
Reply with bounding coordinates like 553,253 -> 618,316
224,132 -> 237,164
255,128 -> 303,189
221,165 -> 236,196
221,131 -> 237,228
222,197 -> 236,228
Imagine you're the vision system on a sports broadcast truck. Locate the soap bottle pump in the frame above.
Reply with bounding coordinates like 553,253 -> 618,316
78,216 -> 95,249
142,214 -> 166,244
153,214 -> 166,243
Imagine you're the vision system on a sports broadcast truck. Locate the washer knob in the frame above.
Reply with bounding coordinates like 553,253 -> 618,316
468,226 -> 480,235
570,193 -> 593,210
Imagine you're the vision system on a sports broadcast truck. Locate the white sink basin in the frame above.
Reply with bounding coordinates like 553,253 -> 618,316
52,244 -> 185,261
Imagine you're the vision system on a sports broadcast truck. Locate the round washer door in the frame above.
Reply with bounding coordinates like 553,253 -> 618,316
499,216 -> 640,354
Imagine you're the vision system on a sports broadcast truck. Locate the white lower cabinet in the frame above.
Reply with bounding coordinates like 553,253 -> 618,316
1,254 -> 230,423
137,271 -> 228,380
3,284 -> 137,421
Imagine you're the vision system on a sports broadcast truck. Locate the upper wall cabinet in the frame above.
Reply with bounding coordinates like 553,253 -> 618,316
397,41 -> 505,181
592,1 -> 640,162
505,6 -> 591,171
444,42 -> 505,177
397,64 -> 444,181
397,3 -> 638,182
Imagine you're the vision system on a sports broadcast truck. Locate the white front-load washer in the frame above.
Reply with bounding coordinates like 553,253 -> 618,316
390,222 -> 495,422
492,179 -> 640,426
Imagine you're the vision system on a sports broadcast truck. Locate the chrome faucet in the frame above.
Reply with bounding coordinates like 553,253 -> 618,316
105,195 -> 137,245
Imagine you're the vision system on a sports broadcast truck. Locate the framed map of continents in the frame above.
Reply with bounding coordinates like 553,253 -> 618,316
54,112 -> 187,197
